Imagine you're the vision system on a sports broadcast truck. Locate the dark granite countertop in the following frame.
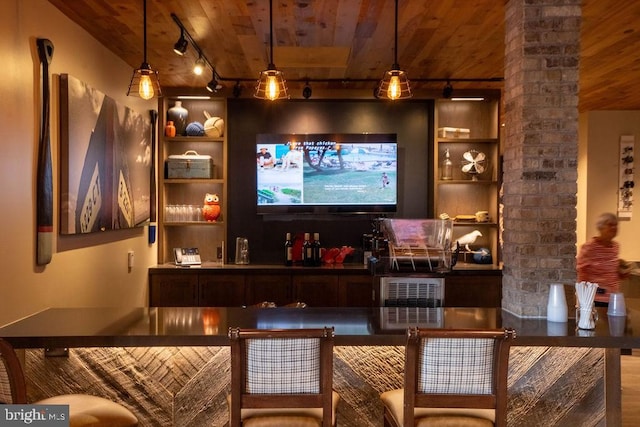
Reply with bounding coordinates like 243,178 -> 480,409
0,306 -> 637,349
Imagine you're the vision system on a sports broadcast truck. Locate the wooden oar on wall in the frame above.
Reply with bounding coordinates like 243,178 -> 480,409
36,38 -> 54,265
149,109 -> 157,244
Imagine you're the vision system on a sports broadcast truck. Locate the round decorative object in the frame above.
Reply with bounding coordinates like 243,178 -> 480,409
203,111 -> 224,137
185,121 -> 205,136
473,248 -> 492,264
461,150 -> 486,181
167,101 -> 189,136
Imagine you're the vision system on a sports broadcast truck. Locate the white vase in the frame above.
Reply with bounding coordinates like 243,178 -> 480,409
547,283 -> 568,322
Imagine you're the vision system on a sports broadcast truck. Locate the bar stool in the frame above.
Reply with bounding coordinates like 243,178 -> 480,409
0,338 -> 138,427
227,327 -> 339,427
380,328 -> 516,427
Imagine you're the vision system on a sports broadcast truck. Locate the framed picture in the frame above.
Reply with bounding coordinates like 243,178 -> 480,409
59,74 -> 151,234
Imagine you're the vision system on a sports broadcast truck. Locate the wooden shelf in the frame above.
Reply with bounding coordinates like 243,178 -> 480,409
158,91 -> 228,264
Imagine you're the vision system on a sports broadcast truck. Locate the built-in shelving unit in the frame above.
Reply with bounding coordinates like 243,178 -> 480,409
434,95 -> 501,268
157,90 -> 227,263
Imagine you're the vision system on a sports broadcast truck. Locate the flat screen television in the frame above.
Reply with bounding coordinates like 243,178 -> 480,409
256,133 -> 397,214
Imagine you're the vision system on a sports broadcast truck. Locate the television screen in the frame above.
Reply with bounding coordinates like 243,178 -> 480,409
256,133 -> 397,214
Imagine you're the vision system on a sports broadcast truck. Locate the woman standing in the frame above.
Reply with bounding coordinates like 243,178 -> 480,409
577,212 -> 627,306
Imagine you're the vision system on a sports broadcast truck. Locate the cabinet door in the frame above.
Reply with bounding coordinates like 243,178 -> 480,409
444,275 -> 502,307
338,275 -> 374,307
246,274 -> 292,307
198,273 -> 245,307
293,275 -> 339,307
149,273 -> 199,307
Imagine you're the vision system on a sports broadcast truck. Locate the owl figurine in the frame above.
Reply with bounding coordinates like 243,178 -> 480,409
203,193 -> 221,222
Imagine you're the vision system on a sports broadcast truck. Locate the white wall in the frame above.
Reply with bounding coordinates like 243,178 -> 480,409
0,0 -> 157,326
578,111 -> 640,261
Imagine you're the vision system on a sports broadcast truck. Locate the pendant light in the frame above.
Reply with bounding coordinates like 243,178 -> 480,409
254,0 -> 288,100
127,0 -> 161,100
376,0 -> 411,100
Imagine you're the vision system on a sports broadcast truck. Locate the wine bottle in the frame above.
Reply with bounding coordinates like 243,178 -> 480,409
303,233 -> 313,266
312,232 -> 322,266
284,232 -> 293,266
441,149 -> 453,180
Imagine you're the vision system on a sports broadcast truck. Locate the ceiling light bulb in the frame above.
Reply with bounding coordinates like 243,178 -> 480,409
387,74 -> 401,100
138,73 -> 154,100
193,57 -> 205,75
266,75 -> 279,100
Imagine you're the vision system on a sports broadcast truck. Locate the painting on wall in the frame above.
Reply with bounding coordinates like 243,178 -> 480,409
59,74 -> 151,234
618,135 -> 634,219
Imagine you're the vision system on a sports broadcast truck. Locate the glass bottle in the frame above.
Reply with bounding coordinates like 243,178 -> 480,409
441,149 -> 453,180
312,232 -> 322,266
303,233 -> 313,266
284,232 -> 293,266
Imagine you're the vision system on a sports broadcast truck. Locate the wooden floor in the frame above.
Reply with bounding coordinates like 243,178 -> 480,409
622,351 -> 640,426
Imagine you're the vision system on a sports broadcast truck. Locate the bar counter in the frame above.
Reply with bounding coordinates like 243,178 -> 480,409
1,306 -> 637,426
0,305 -> 636,348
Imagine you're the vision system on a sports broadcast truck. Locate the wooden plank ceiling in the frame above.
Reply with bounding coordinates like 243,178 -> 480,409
47,0 -> 640,111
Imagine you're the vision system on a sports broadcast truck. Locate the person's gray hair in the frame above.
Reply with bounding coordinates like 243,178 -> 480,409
596,212 -> 617,230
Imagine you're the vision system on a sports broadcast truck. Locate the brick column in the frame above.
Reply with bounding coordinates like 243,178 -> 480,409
502,0 -> 581,317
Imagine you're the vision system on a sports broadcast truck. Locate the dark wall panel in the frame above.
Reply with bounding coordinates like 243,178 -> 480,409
227,99 -> 434,264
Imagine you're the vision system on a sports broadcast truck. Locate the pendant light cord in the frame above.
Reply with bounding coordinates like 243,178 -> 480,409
143,0 -> 148,64
393,0 -> 399,68
268,0 -> 274,67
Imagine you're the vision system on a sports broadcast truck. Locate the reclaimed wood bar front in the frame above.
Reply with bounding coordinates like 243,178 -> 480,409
0,306 -> 634,426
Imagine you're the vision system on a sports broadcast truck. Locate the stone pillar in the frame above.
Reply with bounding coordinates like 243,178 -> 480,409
502,0 -> 581,317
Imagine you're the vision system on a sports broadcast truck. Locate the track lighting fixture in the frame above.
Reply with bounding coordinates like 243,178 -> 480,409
443,81 -> 453,98
207,75 -> 222,93
193,56 -> 205,76
233,81 -> 242,98
173,29 -> 188,55
302,81 -> 312,99
127,0 -> 161,100
376,0 -> 411,100
254,0 -> 289,100
170,11 -> 502,97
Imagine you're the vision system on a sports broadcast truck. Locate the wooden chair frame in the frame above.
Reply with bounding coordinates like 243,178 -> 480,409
0,338 -> 28,404
384,328 -> 516,427
228,327 -> 335,427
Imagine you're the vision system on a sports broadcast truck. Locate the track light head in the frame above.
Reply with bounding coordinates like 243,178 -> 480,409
206,77 -> 222,93
302,81 -> 312,99
443,81 -> 453,98
173,30 -> 188,55
233,81 -> 242,98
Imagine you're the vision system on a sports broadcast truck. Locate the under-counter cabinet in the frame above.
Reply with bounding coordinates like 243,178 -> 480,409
444,274 -> 502,307
434,95 -> 501,268
149,267 -> 499,307
157,90 -> 227,264
148,272 -> 199,307
149,267 -> 374,308
338,274 -> 374,307
198,273 -> 245,307
246,273 -> 293,306
293,275 -> 340,307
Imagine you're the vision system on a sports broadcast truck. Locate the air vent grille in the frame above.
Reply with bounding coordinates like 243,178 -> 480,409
380,277 -> 444,307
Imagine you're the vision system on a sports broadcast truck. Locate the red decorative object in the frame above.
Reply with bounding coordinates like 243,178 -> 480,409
165,120 -> 176,137
322,246 -> 355,264
202,193 -> 221,222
